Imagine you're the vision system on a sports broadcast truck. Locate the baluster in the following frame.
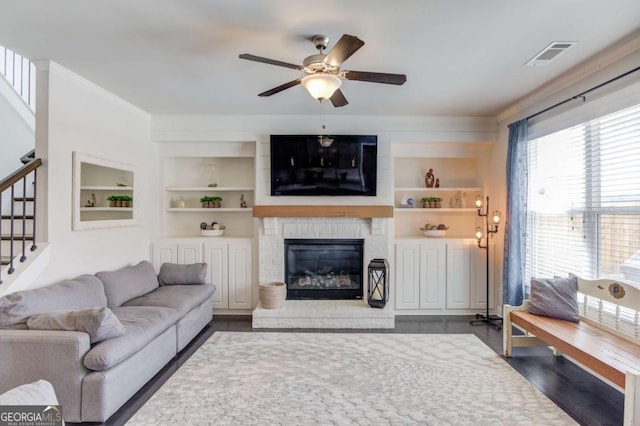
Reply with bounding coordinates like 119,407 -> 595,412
31,169 -> 37,251
8,184 -> 15,274
20,175 -> 27,262
0,191 -> 3,284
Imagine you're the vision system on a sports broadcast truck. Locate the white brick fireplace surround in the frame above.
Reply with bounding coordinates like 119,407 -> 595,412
252,216 -> 395,328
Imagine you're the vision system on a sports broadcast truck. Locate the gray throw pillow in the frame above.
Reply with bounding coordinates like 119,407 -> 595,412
96,260 -> 159,307
27,307 -> 126,343
527,276 -> 580,323
0,275 -> 107,328
158,263 -> 207,286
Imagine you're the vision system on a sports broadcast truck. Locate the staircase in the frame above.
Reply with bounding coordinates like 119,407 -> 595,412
0,150 -> 42,286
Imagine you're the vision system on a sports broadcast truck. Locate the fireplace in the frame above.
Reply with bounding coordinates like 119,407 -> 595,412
284,239 -> 364,300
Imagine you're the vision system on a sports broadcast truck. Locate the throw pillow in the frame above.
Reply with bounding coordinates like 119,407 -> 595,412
158,263 -> 207,286
527,276 -> 580,322
27,307 -> 126,343
96,260 -> 159,307
0,274 -> 107,328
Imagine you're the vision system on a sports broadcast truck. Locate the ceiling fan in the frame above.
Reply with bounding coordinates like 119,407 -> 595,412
239,34 -> 407,107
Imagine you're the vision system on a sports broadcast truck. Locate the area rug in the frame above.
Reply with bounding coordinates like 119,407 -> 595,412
128,332 -> 575,425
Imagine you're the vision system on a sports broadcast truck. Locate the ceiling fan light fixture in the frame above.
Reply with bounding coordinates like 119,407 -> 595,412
301,73 -> 341,101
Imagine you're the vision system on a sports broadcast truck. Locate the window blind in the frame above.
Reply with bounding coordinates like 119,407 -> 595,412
525,103 -> 640,291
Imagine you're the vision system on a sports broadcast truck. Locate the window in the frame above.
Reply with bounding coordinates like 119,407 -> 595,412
525,103 -> 640,289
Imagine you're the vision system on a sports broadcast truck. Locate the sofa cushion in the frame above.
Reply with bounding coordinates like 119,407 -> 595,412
158,262 -> 207,286
0,380 -> 59,406
0,275 -> 107,328
83,306 -> 179,371
96,261 -> 159,307
27,307 -> 126,344
123,284 -> 216,318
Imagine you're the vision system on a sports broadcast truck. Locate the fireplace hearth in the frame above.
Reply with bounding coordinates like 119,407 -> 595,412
284,239 -> 364,300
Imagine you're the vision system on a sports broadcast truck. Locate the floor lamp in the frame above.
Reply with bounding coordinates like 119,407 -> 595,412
469,195 -> 503,330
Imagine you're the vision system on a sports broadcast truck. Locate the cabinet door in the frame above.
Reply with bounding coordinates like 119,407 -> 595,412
446,241 -> 471,309
203,242 -> 228,309
153,243 -> 177,271
177,243 -> 202,264
419,241 -> 446,309
228,241 -> 253,309
395,243 -> 420,310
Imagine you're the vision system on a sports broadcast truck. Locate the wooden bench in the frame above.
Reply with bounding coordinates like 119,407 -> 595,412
503,277 -> 640,426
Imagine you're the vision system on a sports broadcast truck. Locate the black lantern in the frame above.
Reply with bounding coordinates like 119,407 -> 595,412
367,258 -> 389,308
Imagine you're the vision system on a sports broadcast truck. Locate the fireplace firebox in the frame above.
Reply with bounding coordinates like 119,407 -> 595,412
284,239 -> 364,300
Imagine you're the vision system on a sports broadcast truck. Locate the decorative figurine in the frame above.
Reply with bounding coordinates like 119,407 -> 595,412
425,168 -> 435,188
240,194 -> 248,208
435,178 -> 440,188
84,193 -> 96,207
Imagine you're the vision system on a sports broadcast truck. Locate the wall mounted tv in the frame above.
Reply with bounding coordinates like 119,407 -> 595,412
270,135 -> 377,196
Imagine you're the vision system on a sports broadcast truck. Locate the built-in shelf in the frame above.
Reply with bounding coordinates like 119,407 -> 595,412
253,205 -> 394,218
81,207 -> 133,212
166,187 -> 254,192
80,186 -> 133,191
394,208 -> 478,213
166,208 -> 253,212
395,187 -> 483,192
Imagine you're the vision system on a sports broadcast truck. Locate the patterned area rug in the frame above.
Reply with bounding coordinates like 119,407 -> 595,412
128,332 -> 575,425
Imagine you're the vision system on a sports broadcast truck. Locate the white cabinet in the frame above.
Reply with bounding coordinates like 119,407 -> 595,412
152,238 -> 253,311
395,239 -> 490,313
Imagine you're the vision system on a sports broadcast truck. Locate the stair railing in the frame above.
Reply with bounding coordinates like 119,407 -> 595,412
0,152 -> 42,284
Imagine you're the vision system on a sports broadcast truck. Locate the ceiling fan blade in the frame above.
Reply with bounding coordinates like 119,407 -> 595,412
330,89 -> 348,107
324,35 -> 365,67
343,70 -> 407,85
239,53 -> 303,71
258,78 -> 302,97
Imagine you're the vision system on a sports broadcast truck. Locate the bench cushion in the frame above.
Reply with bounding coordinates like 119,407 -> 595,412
122,284 -> 216,318
511,310 -> 640,388
83,306 -> 178,371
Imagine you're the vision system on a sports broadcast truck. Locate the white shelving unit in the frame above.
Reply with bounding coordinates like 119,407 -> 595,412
159,143 -> 256,238
72,152 -> 136,231
393,156 -> 484,239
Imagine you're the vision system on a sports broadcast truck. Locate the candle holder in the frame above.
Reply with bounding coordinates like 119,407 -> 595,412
470,196 -> 503,330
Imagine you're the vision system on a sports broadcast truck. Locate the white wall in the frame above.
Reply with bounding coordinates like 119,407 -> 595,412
0,74 -> 34,209
33,62 -> 156,286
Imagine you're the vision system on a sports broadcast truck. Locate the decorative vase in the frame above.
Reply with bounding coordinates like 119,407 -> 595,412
259,282 -> 286,309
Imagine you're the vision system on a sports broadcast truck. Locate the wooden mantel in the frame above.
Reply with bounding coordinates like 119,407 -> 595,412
252,205 -> 394,218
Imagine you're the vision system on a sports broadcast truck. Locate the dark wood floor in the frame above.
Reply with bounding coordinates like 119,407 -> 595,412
86,315 -> 623,426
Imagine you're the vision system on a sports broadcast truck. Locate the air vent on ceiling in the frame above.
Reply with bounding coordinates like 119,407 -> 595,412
525,41 -> 578,66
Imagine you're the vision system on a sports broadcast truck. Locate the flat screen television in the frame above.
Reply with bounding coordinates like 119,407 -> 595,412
270,135 -> 377,196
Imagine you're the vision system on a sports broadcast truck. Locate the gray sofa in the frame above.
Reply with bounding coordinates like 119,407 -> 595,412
0,260 -> 215,423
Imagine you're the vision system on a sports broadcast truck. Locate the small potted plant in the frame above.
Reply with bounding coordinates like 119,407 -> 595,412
211,196 -> 222,208
122,195 -> 133,208
421,197 -> 438,208
107,195 -> 117,208
200,196 -> 212,208
433,197 -> 443,208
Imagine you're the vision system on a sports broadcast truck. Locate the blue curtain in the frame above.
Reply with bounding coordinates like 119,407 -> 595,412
503,119 -> 529,306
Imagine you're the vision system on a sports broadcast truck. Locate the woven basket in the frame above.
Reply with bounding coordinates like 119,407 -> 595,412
259,281 -> 287,309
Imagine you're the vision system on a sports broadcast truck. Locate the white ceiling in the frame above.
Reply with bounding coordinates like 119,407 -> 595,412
1,0 -> 639,117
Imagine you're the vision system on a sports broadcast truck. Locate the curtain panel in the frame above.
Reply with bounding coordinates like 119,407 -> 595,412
503,119 -> 529,306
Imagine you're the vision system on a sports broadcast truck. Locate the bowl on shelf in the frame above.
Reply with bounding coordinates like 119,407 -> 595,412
200,229 -> 224,237
423,229 -> 447,237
